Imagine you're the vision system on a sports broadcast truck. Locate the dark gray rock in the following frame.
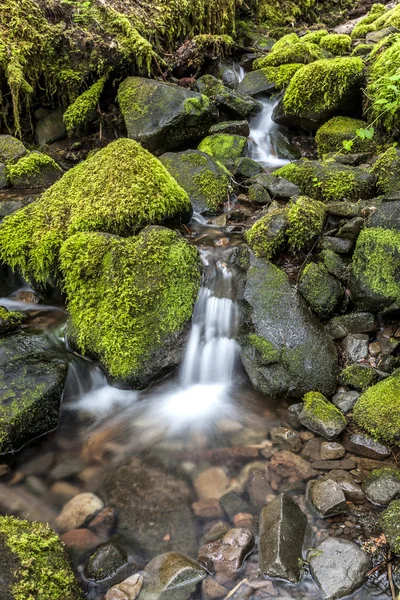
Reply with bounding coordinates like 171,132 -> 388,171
35,107 -> 66,145
362,468 -> 400,506
259,494 -> 307,583
326,202 -> 361,217
0,333 -> 68,455
321,249 -> 350,282
298,263 -> 344,319
101,458 -> 197,558
241,257 -> 338,398
340,333 -> 369,362
309,537 -> 371,599
320,236 -> 354,254
307,479 -> 348,517
326,312 -> 376,339
249,172 -> 300,199
140,552 -> 206,600
220,491 -> 251,520
237,70 -> 276,96
369,200 -> 400,231
0,135 -> 27,164
327,469 -> 364,502
343,432 -> 391,460
270,426 -> 301,453
234,157 -> 263,181
196,75 -> 261,119
85,541 -> 127,581
337,216 -> 364,241
248,183 -> 271,205
366,26 -> 397,43
0,164 -> 7,189
332,390 -> 360,413
209,120 -> 250,137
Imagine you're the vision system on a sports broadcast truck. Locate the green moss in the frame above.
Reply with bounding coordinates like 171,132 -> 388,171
6,152 -> 62,188
63,75 -> 108,133
315,117 -> 377,158
60,227 -> 201,383
320,34 -> 352,56
0,139 -> 191,284
381,500 -> 400,553
253,41 -> 323,68
287,196 -> 326,251
117,77 -> 150,122
351,43 -> 373,57
371,147 -> 399,194
198,134 -> 246,166
321,248 -> 349,280
365,37 -> 400,131
244,207 -> 288,258
301,30 -> 329,44
259,64 -> 305,90
0,515 -> 82,600
271,33 -> 299,51
351,3 -> 398,39
299,262 -> 344,318
283,57 -> 364,119
0,306 -> 24,333
302,390 -> 347,431
339,363 -> 378,391
184,95 -> 212,116
353,374 -> 400,443
193,169 -> 227,212
353,228 -> 400,304
248,333 -> 281,363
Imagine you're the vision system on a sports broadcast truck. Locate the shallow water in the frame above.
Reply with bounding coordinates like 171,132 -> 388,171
247,97 -> 291,169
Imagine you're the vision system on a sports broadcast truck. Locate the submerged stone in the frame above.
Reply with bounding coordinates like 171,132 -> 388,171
85,541 -> 127,581
297,392 -> 347,440
140,552 -> 206,600
198,528 -> 254,582
259,493 -> 307,583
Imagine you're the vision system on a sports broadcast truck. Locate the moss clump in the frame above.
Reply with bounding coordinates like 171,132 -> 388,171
365,37 -> 400,131
60,227 -> 201,384
259,64 -> 305,90
301,30 -> 329,44
352,228 -> 400,305
0,135 -> 26,164
244,207 -> 288,258
381,500 -> 400,554
63,75 -> 108,133
287,196 -> 326,251
247,334 -> 281,363
302,391 -> 347,434
371,147 -> 400,194
0,515 -> 82,600
0,306 -> 24,334
299,262 -> 344,318
351,43 -> 373,57
315,117 -> 377,158
320,34 -> 352,55
271,33 -> 299,51
339,363 -> 378,391
353,374 -> 400,443
283,57 -> 364,121
351,3 -> 398,39
198,134 -> 247,168
6,152 -> 62,188
253,41 -> 323,69
0,139 -> 191,285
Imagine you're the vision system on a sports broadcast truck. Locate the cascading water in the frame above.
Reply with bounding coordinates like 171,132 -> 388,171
247,97 -> 290,168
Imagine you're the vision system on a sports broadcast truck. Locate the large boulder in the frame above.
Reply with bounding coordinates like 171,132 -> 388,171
241,256 -> 338,398
118,77 -> 216,154
101,458 -> 197,559
0,515 -> 83,599
60,227 -> 201,388
196,75 -> 261,118
0,332 -> 67,455
0,139 -> 192,286
160,149 -> 230,215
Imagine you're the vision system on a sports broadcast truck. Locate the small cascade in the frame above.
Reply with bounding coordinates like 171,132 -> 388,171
247,97 -> 290,168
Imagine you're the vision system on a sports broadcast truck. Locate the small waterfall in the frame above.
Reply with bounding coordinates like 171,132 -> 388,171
247,97 -> 290,168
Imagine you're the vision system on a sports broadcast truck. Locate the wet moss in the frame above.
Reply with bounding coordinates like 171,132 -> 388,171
253,41 -> 323,68
0,306 -> 24,334
0,135 -> 26,164
319,34 -> 352,55
315,117 -> 376,158
271,33 -> 299,51
287,195 -> 326,251
301,30 -> 329,44
353,374 -> 400,443
351,3 -> 397,39
365,37 -> 400,130
302,391 -> 347,432
63,75 -> 108,133
381,500 -> 400,554
259,64 -> 305,90
339,363 -> 378,391
198,134 -> 247,167
244,207 -> 288,258
5,152 -> 62,188
299,262 -> 344,318
371,147 -> 399,194
247,334 -> 281,363
351,43 -> 373,57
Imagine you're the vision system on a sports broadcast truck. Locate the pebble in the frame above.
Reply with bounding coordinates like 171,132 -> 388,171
269,451 -> 318,481
312,459 -> 356,471
320,442 -> 345,461
341,334 -> 369,363
88,507 -> 116,538
60,528 -> 101,554
194,467 -> 230,500
343,431 -> 391,460
332,390 -> 360,414
307,478 -> 348,518
50,481 -> 81,503
233,513 -> 254,528
270,426 -> 301,452
201,521 -> 230,544
201,576 -> 227,600
105,574 -> 143,600
192,499 -> 224,519
56,492 -> 104,533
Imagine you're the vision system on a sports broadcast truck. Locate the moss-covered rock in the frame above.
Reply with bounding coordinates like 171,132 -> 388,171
276,57 -> 364,130
248,183 -> 271,205
244,207 -> 288,258
319,34 -> 352,55
297,391 -> 347,440
0,139 -> 192,285
253,64 -> 305,92
253,41 -> 323,68
60,227 -> 201,388
6,153 -> 62,189
299,262 -> 344,318
209,120 -> 249,137
160,149 -> 229,215
241,256 -> 338,398
321,248 -> 350,281
353,374 -> 400,444
339,363 -> 379,391
198,134 -> 247,171
350,227 -> 400,311
0,332 -> 67,455
118,77 -> 216,154
365,37 -> 400,131
236,70 -> 277,96
0,136 -> 27,164
371,147 -> 400,195
196,75 -> 260,118
315,117 -> 377,158
381,500 -> 400,554
0,307 -> 24,335
301,30 -> 329,44
0,515 -> 82,600
287,196 -> 326,251
351,43 -> 374,57
274,160 -> 375,203
351,3 -> 399,39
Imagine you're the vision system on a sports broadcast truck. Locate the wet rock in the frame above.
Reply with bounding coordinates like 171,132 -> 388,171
380,500 -> 400,555
320,236 -> 354,254
0,194 -> 37,218
297,392 -> 347,441
312,459 -> 356,471
85,541 -> 127,581
220,491 -> 251,520
0,332 -> 68,455
328,470 -> 364,502
248,183 -> 271,205
308,537 -> 371,599
339,363 -> 378,391
307,479 -> 348,518
362,468 -> 400,506
0,135 -> 27,163
102,458 -> 197,558
56,492 -> 104,533
198,528 -> 255,582
234,157 -> 263,181
105,573 -> 143,600
201,521 -> 230,544
209,120 -> 250,137
198,133 -> 247,172
301,437 -> 322,462
332,390 -> 360,413
269,451 -> 317,481
197,75 -> 261,119
259,493 -> 307,583
35,107 -> 66,145
320,442 -> 345,461
192,499 -> 224,519
247,470 -> 273,508
337,216 -> 364,242
194,467 -> 230,500
249,172 -> 300,200
7,151 -> 63,188
119,77 -> 216,154
89,507 -> 116,538
343,432 -> 390,460
201,576 -> 228,600
141,552 -> 206,600
270,426 -> 301,452
237,70 -> 276,96
60,528 -> 101,555
326,312 -> 376,340
241,257 -> 338,398
298,262 -> 345,319
0,163 -> 7,188
341,334 -> 369,362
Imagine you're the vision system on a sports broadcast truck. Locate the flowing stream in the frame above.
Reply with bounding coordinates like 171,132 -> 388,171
247,97 -> 291,168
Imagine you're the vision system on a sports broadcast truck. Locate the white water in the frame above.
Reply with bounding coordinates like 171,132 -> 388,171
247,97 -> 290,168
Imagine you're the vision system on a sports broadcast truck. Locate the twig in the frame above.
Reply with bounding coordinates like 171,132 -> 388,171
388,551 -> 397,600
366,555 -> 395,577
224,579 -> 248,599
153,56 -> 167,81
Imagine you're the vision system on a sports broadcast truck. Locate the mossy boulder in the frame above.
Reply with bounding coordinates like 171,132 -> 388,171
241,256 -> 338,398
0,139 -> 192,285
274,160 -> 375,203
350,228 -> 400,312
381,500 -> 400,554
236,70 -> 276,96
244,207 -> 288,259
0,515 -> 82,600
253,41 -> 323,68
365,37 -> 400,131
196,75 -> 260,118
159,149 -> 230,215
321,248 -> 350,281
198,134 -> 247,171
351,3 -> 388,39
6,153 -> 62,189
339,363 -> 379,391
353,374 -> 400,444
0,332 -> 67,455
274,57 -> 364,130
0,307 -> 24,335
118,77 -> 216,154
297,391 -> 347,440
287,196 -> 326,252
319,34 -> 352,55
299,262 -> 344,319
209,120 -> 250,136
372,147 -> 400,195
0,135 -> 27,164
60,227 -> 201,388
315,117 -> 377,158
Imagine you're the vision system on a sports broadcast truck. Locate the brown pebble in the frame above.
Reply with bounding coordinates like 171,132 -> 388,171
61,528 -> 100,553
89,507 -> 116,538
192,498 -> 224,519
300,431 -> 315,442
233,513 -> 253,528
